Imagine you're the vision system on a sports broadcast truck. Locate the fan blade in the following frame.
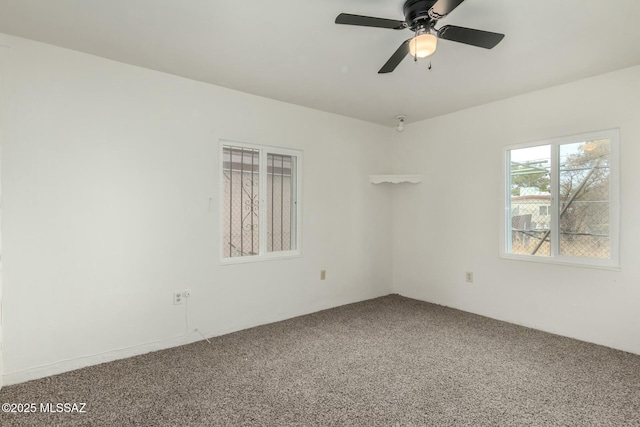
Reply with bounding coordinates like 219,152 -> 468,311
378,39 -> 411,74
335,13 -> 406,30
438,25 -> 505,49
429,0 -> 466,19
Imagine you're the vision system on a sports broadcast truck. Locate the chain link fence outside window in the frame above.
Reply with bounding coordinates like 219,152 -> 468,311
508,138 -> 611,259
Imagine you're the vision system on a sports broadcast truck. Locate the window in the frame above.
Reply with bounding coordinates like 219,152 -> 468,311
220,141 -> 301,262
503,129 -> 619,268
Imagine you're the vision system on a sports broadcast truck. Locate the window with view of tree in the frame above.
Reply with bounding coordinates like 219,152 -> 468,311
503,129 -> 619,268
221,142 -> 301,261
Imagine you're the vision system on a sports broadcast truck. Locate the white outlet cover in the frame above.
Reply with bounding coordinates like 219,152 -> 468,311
174,292 -> 184,304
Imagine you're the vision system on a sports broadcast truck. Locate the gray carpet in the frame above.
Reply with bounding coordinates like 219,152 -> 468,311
1,294 -> 639,426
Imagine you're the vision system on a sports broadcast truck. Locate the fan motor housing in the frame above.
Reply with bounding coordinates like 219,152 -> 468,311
403,0 -> 437,30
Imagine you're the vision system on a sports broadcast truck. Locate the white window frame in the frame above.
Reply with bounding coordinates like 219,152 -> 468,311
500,129 -> 620,269
219,140 -> 302,264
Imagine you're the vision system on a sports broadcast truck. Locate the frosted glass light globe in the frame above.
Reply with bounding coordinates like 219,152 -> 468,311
409,33 -> 438,58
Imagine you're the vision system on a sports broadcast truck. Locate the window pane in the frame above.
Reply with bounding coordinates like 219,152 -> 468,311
509,145 -> 551,256
222,146 -> 260,258
559,139 -> 610,258
267,153 -> 295,252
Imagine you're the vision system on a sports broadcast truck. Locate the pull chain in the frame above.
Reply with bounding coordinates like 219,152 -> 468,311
414,26 -> 418,62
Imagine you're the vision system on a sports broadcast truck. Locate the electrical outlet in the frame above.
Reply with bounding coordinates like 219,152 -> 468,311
465,272 -> 474,283
173,291 -> 184,305
173,290 -> 191,305
320,270 -> 326,280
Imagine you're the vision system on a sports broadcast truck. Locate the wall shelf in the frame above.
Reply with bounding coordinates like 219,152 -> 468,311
369,175 -> 422,184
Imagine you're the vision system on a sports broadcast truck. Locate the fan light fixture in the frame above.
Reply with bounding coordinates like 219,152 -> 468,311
409,32 -> 438,58
335,0 -> 506,74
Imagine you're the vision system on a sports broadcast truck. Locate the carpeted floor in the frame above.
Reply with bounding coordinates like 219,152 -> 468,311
1,294 -> 640,426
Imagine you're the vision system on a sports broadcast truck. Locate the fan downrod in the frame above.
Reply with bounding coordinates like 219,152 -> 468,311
403,0 -> 438,31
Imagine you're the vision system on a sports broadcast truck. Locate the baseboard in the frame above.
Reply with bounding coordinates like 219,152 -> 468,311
2,333 -> 203,386
2,290 -> 390,386
395,290 -> 640,357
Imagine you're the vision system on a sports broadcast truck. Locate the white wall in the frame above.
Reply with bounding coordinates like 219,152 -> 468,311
0,33 -> 7,390
392,65 -> 640,355
3,33 -> 638,388
0,35 -> 394,385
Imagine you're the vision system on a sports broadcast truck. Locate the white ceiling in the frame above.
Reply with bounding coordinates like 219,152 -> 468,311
1,0 -> 640,127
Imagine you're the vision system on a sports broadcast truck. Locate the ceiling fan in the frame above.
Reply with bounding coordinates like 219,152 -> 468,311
335,0 -> 505,73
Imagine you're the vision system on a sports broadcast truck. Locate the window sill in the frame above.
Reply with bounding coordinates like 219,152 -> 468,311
499,253 -> 620,271
220,252 -> 302,266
